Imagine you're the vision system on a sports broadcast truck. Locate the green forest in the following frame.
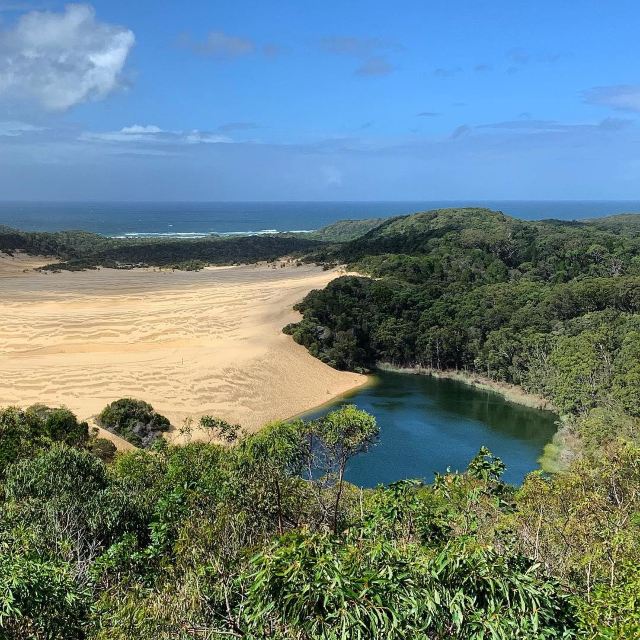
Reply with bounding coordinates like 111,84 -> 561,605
0,225 -> 320,271
1,208 -> 640,638
287,209 -> 640,455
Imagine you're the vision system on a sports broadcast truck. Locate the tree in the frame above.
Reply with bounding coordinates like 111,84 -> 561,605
5,444 -> 107,503
311,405 -> 379,533
547,332 -> 610,413
199,415 -> 241,443
241,530 -> 575,639
0,405 -> 89,479
0,555 -> 89,640
612,331 -> 640,416
25,404 -> 89,448
233,420 -> 308,535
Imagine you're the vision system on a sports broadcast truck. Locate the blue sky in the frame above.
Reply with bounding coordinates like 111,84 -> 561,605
1,0 -> 640,200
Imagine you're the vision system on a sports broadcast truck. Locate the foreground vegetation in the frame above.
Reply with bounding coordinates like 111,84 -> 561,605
1,400 -> 638,638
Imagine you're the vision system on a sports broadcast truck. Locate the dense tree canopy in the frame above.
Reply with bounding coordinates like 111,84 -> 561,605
0,224 -> 321,271
288,209 -> 640,426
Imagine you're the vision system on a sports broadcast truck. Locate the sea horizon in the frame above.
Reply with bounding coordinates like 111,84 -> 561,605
1,199 -> 640,237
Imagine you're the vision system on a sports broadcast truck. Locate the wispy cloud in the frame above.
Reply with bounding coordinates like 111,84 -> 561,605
178,30 -> 255,58
320,35 -> 400,77
217,121 -> 259,133
0,120 -> 44,136
433,67 -> 461,78
355,56 -> 394,76
505,48 -> 564,74
451,124 -> 471,139
583,84 -> 640,112
2,114 -> 639,200
478,119 -> 567,132
320,36 -> 400,57
262,43 -> 285,58
507,48 -> 530,65
0,3 -> 134,111
81,124 -> 231,145
417,111 -> 440,117
477,117 -> 634,134
0,1 -> 41,12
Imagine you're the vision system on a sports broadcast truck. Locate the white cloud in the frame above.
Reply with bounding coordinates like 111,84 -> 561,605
0,3 -> 134,111
183,130 -> 231,144
178,30 -> 255,58
81,124 -> 231,145
121,124 -> 163,134
0,120 -> 44,136
583,85 -> 640,112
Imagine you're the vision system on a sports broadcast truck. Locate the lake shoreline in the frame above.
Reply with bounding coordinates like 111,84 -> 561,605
304,367 -> 559,486
376,363 -> 557,412
287,374 -> 377,422
377,363 -> 568,473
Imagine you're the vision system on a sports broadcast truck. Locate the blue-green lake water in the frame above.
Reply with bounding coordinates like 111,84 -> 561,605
304,371 -> 557,486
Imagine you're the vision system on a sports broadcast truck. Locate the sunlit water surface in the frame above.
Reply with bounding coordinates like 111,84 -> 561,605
304,371 -> 557,486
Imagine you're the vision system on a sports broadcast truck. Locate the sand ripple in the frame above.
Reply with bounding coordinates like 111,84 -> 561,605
0,261 -> 366,439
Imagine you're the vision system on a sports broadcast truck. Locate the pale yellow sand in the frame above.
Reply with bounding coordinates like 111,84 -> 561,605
0,252 -> 54,276
0,258 -> 366,441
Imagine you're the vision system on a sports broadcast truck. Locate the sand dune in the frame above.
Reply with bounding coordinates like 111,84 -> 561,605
0,258 -> 366,440
0,252 -> 54,277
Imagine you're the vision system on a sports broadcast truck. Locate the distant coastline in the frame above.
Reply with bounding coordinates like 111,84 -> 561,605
110,229 -> 316,239
2,199 -> 640,236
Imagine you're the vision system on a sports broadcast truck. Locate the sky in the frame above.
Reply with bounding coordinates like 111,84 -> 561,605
1,0 -> 640,201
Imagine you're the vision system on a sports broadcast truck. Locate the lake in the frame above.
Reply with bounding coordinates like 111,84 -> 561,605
304,371 -> 558,487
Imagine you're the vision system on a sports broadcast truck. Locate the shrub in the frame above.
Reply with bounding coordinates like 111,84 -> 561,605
98,398 -> 170,448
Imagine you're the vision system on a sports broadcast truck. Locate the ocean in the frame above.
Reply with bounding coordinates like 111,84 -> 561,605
1,200 -> 639,237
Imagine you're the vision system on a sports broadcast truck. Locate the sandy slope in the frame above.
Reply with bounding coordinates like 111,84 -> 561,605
0,252 -> 54,276
0,259 -> 366,440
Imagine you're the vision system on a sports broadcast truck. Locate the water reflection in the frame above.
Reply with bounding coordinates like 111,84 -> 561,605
304,371 -> 557,486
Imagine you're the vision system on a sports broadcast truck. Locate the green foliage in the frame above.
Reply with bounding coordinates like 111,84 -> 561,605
288,209 -> 640,425
242,530 -> 575,639
0,554 -> 89,640
612,330 -> 640,416
310,405 -> 379,532
0,225 -> 323,270
4,208 -> 640,637
511,442 -> 640,593
0,402 -> 634,638
303,217 -> 386,242
0,405 -> 89,478
546,332 -> 608,414
97,398 -> 170,447
25,404 -> 89,448
199,415 -> 241,443
575,562 -> 640,639
87,437 -> 118,463
5,444 -> 108,502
